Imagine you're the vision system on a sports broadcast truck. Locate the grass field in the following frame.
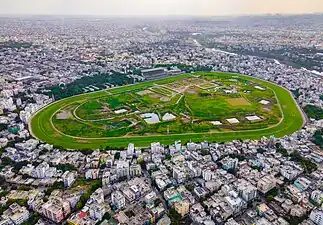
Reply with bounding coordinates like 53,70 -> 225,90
29,72 -> 305,149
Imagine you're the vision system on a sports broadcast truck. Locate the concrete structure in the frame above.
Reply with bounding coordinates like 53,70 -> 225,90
111,191 -> 126,210
310,209 -> 323,225
257,176 -> 276,194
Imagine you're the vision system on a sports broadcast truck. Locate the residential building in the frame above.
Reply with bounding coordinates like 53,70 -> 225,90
310,209 -> 323,225
111,191 -> 125,210
174,200 -> 189,217
257,176 -> 276,194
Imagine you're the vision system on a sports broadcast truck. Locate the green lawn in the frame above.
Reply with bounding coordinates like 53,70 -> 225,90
30,72 -> 304,149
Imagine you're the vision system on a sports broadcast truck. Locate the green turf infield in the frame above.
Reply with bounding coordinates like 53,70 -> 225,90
30,72 -> 304,149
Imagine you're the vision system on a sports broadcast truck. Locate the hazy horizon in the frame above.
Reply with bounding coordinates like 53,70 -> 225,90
1,0 -> 323,16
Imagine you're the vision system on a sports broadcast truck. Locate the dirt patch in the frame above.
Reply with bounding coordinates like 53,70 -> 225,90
160,97 -> 170,102
186,89 -> 197,94
226,97 -> 251,106
137,90 -> 152,96
76,140 -> 89,143
262,105 -> 273,111
53,133 -> 61,137
150,93 -> 161,99
56,111 -> 73,119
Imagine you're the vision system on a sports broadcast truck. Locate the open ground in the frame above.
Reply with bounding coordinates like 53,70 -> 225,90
29,72 -> 305,149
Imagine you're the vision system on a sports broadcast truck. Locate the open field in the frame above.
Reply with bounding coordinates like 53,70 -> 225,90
29,72 -> 305,149
227,97 -> 250,106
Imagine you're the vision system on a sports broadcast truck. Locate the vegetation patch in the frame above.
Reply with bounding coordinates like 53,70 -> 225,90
30,72 -> 304,149
226,97 -> 251,106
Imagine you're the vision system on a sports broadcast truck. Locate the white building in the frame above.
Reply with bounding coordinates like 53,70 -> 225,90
3,203 -> 30,225
130,164 -> 142,177
89,203 -> 106,221
311,190 -> 323,206
280,165 -> 302,180
127,143 -> 135,156
310,209 -> 323,225
173,168 -> 186,184
116,161 -> 130,178
202,170 -> 213,181
225,191 -> 247,214
237,179 -> 258,202
151,142 -> 163,153
62,171 -> 75,188
221,157 -> 238,170
111,191 -> 126,210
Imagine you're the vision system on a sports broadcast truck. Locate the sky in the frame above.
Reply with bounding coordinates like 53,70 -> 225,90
0,0 -> 323,16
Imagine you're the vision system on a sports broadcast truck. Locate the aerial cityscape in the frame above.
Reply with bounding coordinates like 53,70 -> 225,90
0,1 -> 323,225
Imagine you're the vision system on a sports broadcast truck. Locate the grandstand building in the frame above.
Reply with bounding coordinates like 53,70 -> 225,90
141,68 -> 166,80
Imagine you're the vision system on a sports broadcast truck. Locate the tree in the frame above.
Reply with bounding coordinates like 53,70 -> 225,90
75,200 -> 83,210
18,185 -> 31,191
303,105 -> 323,120
137,158 -> 146,170
276,147 -> 288,157
56,163 -> 76,172
114,152 -> 120,160
289,151 -> 302,162
52,181 -> 64,189
0,124 -> 8,132
165,153 -> 172,160
1,157 -> 13,166
13,161 -> 28,173
266,195 -> 275,202
257,148 -> 266,154
168,208 -> 181,225
185,184 -> 194,192
312,128 -> 323,148
200,149 -> 209,156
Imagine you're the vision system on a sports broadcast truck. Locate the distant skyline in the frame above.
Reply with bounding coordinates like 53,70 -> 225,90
0,0 -> 323,16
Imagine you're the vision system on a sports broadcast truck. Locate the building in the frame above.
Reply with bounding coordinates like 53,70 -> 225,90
151,142 -> 163,153
280,165 -> 302,180
202,170 -> 213,181
116,161 -> 130,179
257,176 -> 276,194
127,143 -> 135,156
221,157 -> 238,171
111,191 -> 125,210
226,218 -> 240,225
173,168 -> 186,184
294,177 -> 312,191
62,171 -> 75,188
174,200 -> 189,217
237,180 -> 258,202
310,209 -> 323,225
130,164 -> 142,177
311,190 -> 323,206
2,203 -> 30,225
141,68 -> 166,80
41,198 -> 70,223
89,203 -> 106,221
225,194 -> 246,215
34,162 -> 50,178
